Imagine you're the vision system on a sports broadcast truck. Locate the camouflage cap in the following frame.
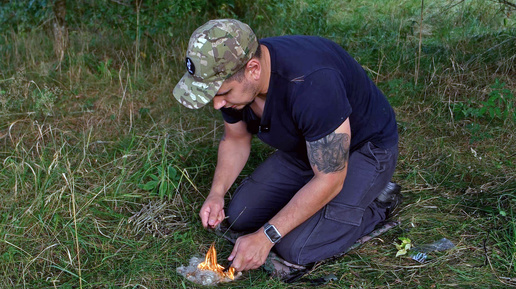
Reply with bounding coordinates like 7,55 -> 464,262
173,19 -> 259,109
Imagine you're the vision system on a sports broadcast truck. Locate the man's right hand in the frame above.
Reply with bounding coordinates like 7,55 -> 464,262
199,194 -> 225,228
200,120 -> 251,229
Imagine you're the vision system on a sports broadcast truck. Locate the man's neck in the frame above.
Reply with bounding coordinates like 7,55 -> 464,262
248,44 -> 271,118
258,44 -> 271,97
250,96 -> 265,118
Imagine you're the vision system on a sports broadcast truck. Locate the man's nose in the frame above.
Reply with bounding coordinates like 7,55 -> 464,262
213,97 -> 226,110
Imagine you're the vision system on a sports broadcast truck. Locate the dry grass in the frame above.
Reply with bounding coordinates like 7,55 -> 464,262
0,0 -> 515,288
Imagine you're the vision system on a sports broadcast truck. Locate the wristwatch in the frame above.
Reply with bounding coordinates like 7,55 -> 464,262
263,222 -> 282,244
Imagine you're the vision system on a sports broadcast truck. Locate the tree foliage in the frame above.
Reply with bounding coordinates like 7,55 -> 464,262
0,0 -> 249,36
1,0 -> 513,38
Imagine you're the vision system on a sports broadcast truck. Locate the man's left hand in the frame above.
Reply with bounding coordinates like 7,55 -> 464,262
228,228 -> 275,271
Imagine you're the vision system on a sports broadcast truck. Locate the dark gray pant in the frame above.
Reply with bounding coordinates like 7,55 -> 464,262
227,142 -> 398,265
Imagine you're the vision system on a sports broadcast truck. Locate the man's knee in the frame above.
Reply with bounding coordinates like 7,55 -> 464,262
274,229 -> 358,265
274,204 -> 386,265
226,202 -> 263,232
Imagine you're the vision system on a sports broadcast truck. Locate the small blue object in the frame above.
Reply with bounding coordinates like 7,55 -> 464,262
411,252 -> 428,263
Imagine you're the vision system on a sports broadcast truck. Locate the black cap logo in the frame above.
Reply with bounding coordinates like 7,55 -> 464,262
185,57 -> 195,75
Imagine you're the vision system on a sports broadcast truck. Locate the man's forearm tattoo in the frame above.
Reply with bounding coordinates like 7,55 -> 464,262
307,132 -> 350,174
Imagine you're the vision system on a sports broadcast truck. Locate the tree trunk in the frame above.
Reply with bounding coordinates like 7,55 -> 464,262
53,0 -> 68,69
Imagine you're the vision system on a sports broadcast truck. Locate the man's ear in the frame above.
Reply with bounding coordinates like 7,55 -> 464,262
246,59 -> 261,81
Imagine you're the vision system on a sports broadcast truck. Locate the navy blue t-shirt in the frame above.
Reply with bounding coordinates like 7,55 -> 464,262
221,36 -> 398,163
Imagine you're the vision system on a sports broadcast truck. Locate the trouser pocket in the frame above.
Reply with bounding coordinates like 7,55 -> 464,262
324,202 -> 365,226
361,141 -> 395,173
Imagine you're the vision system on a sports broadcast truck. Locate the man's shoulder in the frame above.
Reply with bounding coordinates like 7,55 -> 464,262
261,35 -> 348,65
261,35 -> 332,45
262,36 -> 347,78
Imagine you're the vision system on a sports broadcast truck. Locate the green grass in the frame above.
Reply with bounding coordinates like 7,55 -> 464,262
1,0 -> 515,288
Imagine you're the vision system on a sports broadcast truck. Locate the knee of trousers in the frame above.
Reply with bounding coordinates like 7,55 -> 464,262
273,227 -> 360,265
273,205 -> 386,265
273,240 -> 307,265
226,201 -> 263,232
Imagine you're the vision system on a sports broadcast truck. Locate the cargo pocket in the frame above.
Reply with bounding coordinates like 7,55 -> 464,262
324,202 -> 365,227
362,142 -> 394,173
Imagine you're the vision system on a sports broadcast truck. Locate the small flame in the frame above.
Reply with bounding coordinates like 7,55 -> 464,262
197,243 -> 235,280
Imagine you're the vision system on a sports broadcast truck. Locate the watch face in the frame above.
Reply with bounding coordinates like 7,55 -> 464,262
264,224 -> 281,243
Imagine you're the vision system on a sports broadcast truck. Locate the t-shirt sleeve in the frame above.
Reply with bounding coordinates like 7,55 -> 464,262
220,107 -> 243,124
291,69 -> 352,142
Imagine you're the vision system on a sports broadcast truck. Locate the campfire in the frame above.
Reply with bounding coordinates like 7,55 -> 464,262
177,243 -> 241,285
198,243 -> 236,279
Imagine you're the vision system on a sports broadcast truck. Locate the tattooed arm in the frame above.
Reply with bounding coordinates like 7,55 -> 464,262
307,130 -> 350,174
269,117 -> 351,232
229,118 -> 351,271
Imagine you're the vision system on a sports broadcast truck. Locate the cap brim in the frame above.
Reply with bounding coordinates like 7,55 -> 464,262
173,72 -> 223,109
